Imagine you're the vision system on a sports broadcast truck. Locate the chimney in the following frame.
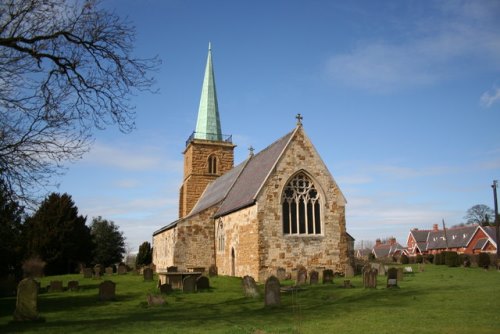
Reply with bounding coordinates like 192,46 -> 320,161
389,237 -> 396,246
375,238 -> 382,246
433,224 -> 439,231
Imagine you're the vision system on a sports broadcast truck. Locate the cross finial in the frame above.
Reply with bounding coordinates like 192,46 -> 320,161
296,113 -> 303,126
248,146 -> 255,157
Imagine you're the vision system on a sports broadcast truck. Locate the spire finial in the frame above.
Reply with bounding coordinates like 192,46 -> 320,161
248,146 -> 255,157
296,113 -> 303,126
208,41 -> 211,51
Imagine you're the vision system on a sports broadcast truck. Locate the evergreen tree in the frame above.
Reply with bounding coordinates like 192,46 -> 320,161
90,217 -> 125,267
136,241 -> 152,267
24,193 -> 93,275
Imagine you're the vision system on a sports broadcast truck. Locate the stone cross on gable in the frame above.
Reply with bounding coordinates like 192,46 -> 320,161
248,146 -> 255,157
296,113 -> 303,126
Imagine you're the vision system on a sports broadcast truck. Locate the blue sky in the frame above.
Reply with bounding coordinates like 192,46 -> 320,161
57,0 -> 500,253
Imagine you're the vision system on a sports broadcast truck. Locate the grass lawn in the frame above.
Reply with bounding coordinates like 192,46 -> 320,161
1,264 -> 499,333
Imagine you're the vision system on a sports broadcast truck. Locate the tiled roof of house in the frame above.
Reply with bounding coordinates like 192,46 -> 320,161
427,225 -> 476,249
372,242 -> 405,258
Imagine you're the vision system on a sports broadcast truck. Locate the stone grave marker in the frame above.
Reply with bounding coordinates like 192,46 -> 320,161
196,276 -> 210,290
143,268 -> 154,281
105,267 -> 113,275
387,267 -> 398,288
378,265 -> 386,276
363,267 -> 377,288
67,281 -> 79,291
117,264 -> 127,275
83,268 -> 93,279
345,264 -> 355,278
93,265 -> 102,279
99,280 -> 116,301
242,275 -> 260,298
309,270 -> 319,284
276,267 -> 287,281
48,281 -> 63,293
323,269 -> 334,284
208,264 -> 217,277
296,265 -> 307,285
13,278 -> 42,322
159,283 -> 172,294
182,275 -> 196,293
397,268 -> 404,282
264,276 -> 281,307
147,294 -> 165,306
343,280 -> 353,288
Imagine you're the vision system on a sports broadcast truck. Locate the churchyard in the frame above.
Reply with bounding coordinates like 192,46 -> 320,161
0,265 -> 499,334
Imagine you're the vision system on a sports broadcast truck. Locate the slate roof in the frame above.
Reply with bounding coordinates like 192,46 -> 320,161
482,226 -> 497,243
427,225 -> 476,249
473,238 -> 488,250
372,243 -> 405,258
409,229 -> 430,252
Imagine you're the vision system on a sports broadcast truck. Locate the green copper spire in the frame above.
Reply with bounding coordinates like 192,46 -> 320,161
195,42 -> 222,141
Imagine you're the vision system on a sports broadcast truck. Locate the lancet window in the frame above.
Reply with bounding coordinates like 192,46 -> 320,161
208,155 -> 217,174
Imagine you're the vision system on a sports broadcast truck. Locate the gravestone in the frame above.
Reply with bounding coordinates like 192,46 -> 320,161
276,267 -> 287,281
94,265 -> 102,279
182,276 -> 196,293
143,268 -> 154,281
309,270 -> 319,284
242,275 -> 260,298
264,276 -> 281,307
343,280 -> 353,288
99,280 -> 116,301
48,281 -> 63,292
196,276 -> 210,290
296,265 -> 307,285
378,265 -> 386,276
13,278 -> 42,322
67,281 -> 79,291
323,269 -> 334,284
159,283 -> 172,294
167,266 -> 178,273
208,265 -> 217,277
363,267 -> 377,288
345,264 -> 355,278
117,264 -> 127,275
387,267 -> 398,288
83,268 -> 93,279
105,267 -> 113,275
397,268 -> 404,282
147,294 -> 165,306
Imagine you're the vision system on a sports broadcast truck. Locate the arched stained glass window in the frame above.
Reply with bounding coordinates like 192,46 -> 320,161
282,173 -> 322,235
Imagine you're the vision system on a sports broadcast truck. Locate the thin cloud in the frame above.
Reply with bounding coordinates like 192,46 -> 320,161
480,86 -> 500,108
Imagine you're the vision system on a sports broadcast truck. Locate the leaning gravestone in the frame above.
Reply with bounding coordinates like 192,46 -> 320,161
196,276 -> 210,290
296,265 -> 307,285
309,270 -> 319,284
242,275 -> 260,298
143,268 -> 154,281
13,278 -> 42,322
99,280 -> 116,301
323,269 -> 334,284
264,276 -> 281,307
83,268 -> 93,279
67,281 -> 79,291
105,267 -> 113,275
48,281 -> 63,293
387,268 -> 398,288
208,264 -> 218,277
182,276 -> 196,293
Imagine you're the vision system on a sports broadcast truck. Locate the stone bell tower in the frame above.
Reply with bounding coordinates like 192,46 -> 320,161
179,43 -> 235,218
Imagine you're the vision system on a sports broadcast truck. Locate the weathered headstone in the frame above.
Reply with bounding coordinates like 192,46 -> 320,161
296,265 -> 307,285
117,264 -> 127,275
343,279 -> 353,288
67,281 -> 79,291
48,281 -> 63,293
264,276 -> 281,307
105,267 -> 113,275
323,269 -> 334,284
182,275 -> 196,293
276,267 -> 287,281
363,267 -> 377,288
83,268 -> 93,279
309,270 -> 319,284
147,294 -> 165,306
378,265 -> 386,276
387,267 -> 398,288
143,268 -> 154,281
196,276 -> 210,290
159,283 -> 172,294
13,278 -> 42,322
242,275 -> 260,298
99,280 -> 116,301
167,266 -> 178,273
208,264 -> 217,277
397,268 -> 404,282
345,264 -> 355,278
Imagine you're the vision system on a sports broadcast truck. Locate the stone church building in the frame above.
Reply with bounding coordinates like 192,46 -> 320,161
152,45 -> 350,282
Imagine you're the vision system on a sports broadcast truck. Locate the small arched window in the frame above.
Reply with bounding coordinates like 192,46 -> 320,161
208,155 -> 217,174
282,172 -> 322,235
217,220 -> 225,252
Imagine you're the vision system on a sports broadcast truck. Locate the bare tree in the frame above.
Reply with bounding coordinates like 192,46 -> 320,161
0,0 -> 159,205
464,204 -> 494,225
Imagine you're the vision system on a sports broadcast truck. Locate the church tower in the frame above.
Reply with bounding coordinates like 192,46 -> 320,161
179,43 -> 236,218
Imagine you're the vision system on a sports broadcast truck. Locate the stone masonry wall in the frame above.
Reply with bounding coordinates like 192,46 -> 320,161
216,206 -> 259,278
152,227 -> 177,272
255,127 -> 349,281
